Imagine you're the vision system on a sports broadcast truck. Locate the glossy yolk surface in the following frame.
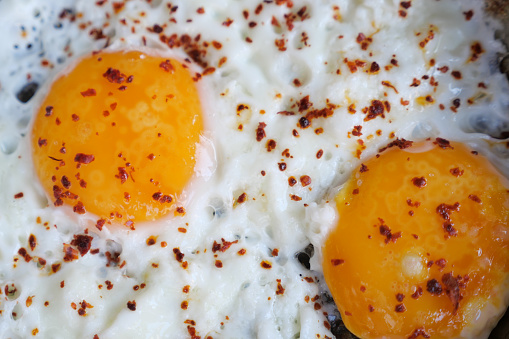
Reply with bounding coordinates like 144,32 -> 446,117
32,51 -> 203,226
323,142 -> 509,339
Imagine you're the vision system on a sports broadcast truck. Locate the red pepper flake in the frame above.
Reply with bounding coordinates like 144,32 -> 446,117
449,167 -> 464,177
63,244 -> 79,262
451,71 -> 462,79
73,201 -> 86,215
14,192 -> 24,199
331,259 -> 344,266
74,153 -> 95,164
127,300 -> 136,311
408,328 -> 431,339
352,125 -> 362,137
288,177 -> 297,186
396,293 -> 405,302
202,67 -> 216,76
442,221 -> 458,238
71,114 -> 80,122
70,234 -> 93,256
364,100 -> 385,121
412,286 -> 423,299
400,1 -> 411,9
61,175 -> 71,189
290,195 -> 301,201
442,272 -> 462,313
48,262 -> 61,274
105,280 -> 113,290
406,199 -> 421,208
275,38 -> 287,51
45,106 -> 54,116
173,248 -> 184,262
470,42 -> 484,62
236,192 -> 247,204
368,305 -> 375,312
436,202 -> 460,220
463,10 -> 474,20
369,62 -> 380,74
435,258 -> 447,269
211,41 -> 222,50
238,249 -> 246,255
381,81 -> 399,94
215,260 -> 223,268
276,279 -> 285,295
38,138 -> 47,147
395,304 -> 406,313
146,236 -> 157,246
112,2 -> 125,13
103,68 -> 127,84
300,175 -> 311,187
256,122 -> 267,141
278,163 -> 287,171
410,78 -> 421,87
433,137 -> 453,149
260,260 -> 272,269
212,238 -> 239,253
80,88 -> 96,97
426,279 -> 443,295
18,247 -> 32,262
411,177 -> 426,188
468,194 -> 481,203
222,18 -> 233,26
95,219 -> 106,231
115,167 -> 128,184
266,139 -> 276,152
152,192 -> 173,203
159,60 -> 175,73
359,164 -> 369,173
28,234 -> 37,251
303,277 -> 314,283
378,218 -> 402,244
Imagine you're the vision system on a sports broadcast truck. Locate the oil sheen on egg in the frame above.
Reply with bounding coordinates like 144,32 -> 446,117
31,50 -> 203,226
323,141 -> 509,338
0,0 -> 508,338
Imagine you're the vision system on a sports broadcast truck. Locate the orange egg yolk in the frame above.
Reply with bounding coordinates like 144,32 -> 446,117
32,50 -> 203,226
323,141 -> 509,338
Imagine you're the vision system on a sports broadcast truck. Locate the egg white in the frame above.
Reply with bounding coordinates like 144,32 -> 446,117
0,0 -> 508,338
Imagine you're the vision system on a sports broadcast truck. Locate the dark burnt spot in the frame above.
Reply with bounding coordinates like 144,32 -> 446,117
299,117 -> 310,128
17,82 -> 39,103
296,244 -> 314,270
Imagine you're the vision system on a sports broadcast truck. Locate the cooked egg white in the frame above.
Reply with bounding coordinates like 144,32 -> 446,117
0,0 -> 508,338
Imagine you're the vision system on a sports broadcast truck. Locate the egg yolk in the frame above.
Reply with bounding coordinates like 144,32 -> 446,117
32,51 -> 203,226
323,141 -> 509,338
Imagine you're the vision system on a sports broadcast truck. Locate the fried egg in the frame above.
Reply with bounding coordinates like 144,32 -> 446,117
0,0 -> 508,338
